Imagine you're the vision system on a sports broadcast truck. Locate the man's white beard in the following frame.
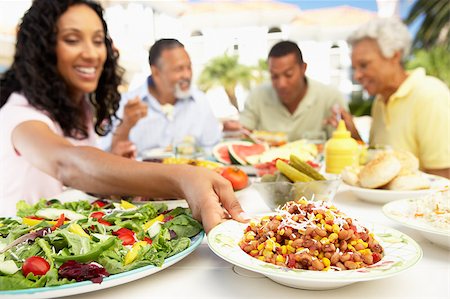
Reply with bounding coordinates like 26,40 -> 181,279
174,80 -> 192,100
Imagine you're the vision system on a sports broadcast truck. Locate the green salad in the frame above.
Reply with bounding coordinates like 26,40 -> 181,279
0,198 -> 203,291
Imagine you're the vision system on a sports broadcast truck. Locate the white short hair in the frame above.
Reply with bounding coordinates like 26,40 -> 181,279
347,17 -> 412,61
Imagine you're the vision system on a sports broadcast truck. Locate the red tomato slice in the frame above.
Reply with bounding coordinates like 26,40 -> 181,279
117,233 -> 135,246
144,237 -> 153,245
98,219 -> 112,226
22,256 -> 50,276
90,212 -> 105,219
113,228 -> 134,236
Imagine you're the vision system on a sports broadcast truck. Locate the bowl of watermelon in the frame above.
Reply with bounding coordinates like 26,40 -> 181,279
252,179 -> 341,210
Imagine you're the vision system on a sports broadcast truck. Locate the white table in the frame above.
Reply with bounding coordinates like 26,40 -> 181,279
67,185 -> 450,299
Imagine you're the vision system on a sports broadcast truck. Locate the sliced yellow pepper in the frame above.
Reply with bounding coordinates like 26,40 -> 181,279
68,223 -> 90,238
124,241 -> 147,265
22,217 -> 69,227
120,200 -> 136,210
143,214 -> 164,231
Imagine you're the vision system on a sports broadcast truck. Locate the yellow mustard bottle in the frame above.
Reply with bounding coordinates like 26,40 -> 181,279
325,120 -> 359,174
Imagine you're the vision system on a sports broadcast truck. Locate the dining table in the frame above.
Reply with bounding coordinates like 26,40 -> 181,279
65,183 -> 449,299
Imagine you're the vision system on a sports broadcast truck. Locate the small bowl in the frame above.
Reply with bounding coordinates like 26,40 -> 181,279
251,179 -> 341,210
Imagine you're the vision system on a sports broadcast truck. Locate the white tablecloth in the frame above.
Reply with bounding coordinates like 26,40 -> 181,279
67,185 -> 450,299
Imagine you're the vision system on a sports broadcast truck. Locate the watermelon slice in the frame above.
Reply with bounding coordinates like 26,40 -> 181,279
212,141 -> 253,164
228,143 -> 268,165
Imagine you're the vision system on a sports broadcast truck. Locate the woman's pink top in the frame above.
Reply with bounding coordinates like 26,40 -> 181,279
0,92 -> 96,216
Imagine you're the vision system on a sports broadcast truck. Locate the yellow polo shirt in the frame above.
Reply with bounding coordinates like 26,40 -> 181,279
370,68 -> 450,170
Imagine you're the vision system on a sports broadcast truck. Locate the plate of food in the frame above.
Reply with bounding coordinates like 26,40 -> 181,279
208,198 -> 422,290
382,190 -> 449,249
341,150 -> 449,204
342,174 -> 449,204
0,198 -> 204,298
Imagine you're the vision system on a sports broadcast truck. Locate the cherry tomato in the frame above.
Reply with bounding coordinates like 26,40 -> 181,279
117,233 -> 136,246
144,237 -> 153,245
113,228 -> 134,236
22,256 -> 50,276
92,200 -> 108,208
220,166 -> 249,191
90,212 -> 105,219
98,219 -> 112,226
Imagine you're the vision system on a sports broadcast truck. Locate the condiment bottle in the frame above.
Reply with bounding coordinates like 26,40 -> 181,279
325,120 -> 359,174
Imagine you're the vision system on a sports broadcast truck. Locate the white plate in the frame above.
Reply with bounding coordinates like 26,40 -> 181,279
0,233 -> 204,299
207,220 -> 422,290
343,174 -> 449,204
383,197 -> 450,249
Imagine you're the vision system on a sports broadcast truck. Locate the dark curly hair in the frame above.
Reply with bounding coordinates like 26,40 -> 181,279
0,0 -> 123,139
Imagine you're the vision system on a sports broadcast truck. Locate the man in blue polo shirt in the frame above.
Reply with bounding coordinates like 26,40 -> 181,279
101,39 -> 222,158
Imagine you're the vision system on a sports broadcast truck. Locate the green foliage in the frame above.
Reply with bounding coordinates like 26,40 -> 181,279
197,54 -> 267,110
406,45 -> 450,87
404,0 -> 450,49
348,91 -> 374,117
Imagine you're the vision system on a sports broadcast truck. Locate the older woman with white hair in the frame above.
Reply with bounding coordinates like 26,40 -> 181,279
327,17 -> 450,178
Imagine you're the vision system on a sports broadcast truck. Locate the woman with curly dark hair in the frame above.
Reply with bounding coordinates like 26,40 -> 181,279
0,0 -> 246,233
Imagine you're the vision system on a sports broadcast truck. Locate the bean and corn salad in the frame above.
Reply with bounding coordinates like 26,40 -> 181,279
239,198 -> 384,271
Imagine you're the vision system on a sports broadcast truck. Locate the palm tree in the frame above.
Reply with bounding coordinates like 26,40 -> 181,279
197,54 -> 256,111
404,0 -> 450,49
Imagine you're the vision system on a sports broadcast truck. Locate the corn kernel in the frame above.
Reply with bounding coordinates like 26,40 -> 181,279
332,224 -> 340,234
350,240 -> 357,246
278,228 -> 285,236
315,214 -> 323,220
276,215 -> 282,221
257,243 -> 264,251
250,250 -> 259,256
320,237 -> 330,245
263,250 -> 273,258
281,245 -> 287,255
329,233 -> 338,242
347,244 -> 354,251
292,215 -> 299,222
276,255 -> 285,263
287,240 -> 293,246
257,256 -> 265,261
323,266 -> 330,272
322,257 -> 331,267
287,245 -> 296,253
314,235 -> 322,241
313,250 -> 319,256
318,252 -> 324,259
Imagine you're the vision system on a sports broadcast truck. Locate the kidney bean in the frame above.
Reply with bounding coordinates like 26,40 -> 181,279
338,229 -> 349,240
344,260 -> 357,270
331,252 -> 340,265
336,261 -> 346,270
340,253 -> 351,262
354,243 -> 365,251
340,240 -> 348,251
353,252 -> 362,262
311,258 -> 324,271
314,227 -> 327,237
323,243 -> 336,252
362,253 -> 373,264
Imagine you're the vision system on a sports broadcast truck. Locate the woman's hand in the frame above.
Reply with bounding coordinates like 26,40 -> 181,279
176,166 -> 248,233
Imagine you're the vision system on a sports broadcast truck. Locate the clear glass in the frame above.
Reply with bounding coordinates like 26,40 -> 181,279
252,179 -> 341,210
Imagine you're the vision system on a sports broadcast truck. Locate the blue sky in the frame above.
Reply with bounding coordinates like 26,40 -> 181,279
281,0 -> 421,36
281,0 -> 415,18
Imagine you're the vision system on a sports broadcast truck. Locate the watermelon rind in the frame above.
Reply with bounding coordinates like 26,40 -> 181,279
212,140 -> 253,164
228,142 -> 269,166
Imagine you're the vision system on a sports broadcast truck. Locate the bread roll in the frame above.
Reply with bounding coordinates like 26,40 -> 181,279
393,150 -> 419,176
359,152 -> 401,189
341,166 -> 361,186
386,174 -> 431,191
